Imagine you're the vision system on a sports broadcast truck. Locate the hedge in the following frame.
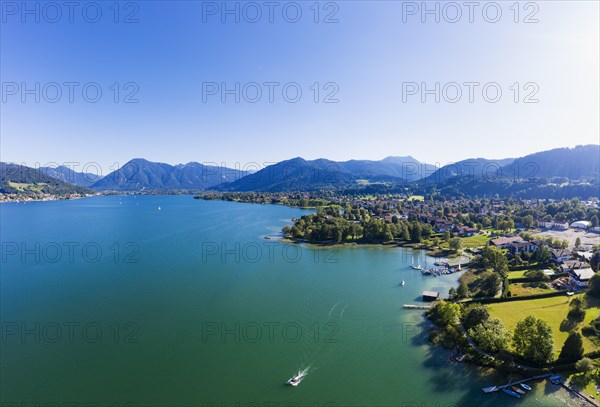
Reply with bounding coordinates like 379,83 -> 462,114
465,290 -> 568,304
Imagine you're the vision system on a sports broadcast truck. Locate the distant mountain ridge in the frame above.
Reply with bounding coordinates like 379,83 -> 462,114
91,158 -> 249,191
0,163 -> 91,195
4,145 -> 598,197
215,156 -> 435,192
39,165 -> 102,187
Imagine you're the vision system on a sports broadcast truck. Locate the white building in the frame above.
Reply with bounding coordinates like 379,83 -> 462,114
571,220 -> 592,229
570,268 -> 595,288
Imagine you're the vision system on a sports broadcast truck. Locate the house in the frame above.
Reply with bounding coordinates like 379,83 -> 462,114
560,260 -> 591,273
569,268 -> 595,288
552,249 -> 572,263
456,226 -> 478,237
538,221 -> 569,230
508,241 -> 538,254
422,291 -> 440,302
435,221 -> 453,233
489,236 -> 524,249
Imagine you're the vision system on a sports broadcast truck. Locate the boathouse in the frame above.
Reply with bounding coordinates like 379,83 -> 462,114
422,291 -> 440,302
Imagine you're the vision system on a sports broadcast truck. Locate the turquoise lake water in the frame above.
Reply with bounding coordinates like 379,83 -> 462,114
0,195 -> 585,406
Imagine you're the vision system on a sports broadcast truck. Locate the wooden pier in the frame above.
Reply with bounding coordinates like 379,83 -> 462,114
403,304 -> 431,310
482,373 -> 552,393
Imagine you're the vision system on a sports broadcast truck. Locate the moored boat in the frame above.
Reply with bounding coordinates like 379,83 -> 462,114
502,388 -> 520,398
511,385 -> 525,395
520,383 -> 532,391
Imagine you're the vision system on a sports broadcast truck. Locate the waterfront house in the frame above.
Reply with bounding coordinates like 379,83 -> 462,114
508,240 -> 538,254
489,236 -> 524,249
422,291 -> 440,302
569,268 -> 595,288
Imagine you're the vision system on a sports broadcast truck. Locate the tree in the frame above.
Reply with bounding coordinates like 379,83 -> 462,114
522,215 -> 534,229
468,318 -> 510,354
401,224 -> 411,241
558,331 -> 584,362
589,274 -> 600,298
575,237 -> 582,250
481,246 -> 509,278
590,251 -> 600,272
568,297 -> 587,322
478,271 -> 502,297
512,316 -> 554,364
532,246 -> 552,266
591,215 -> 599,228
449,237 -> 462,252
428,301 -> 461,327
576,357 -> 595,373
462,303 -> 490,331
526,269 -> 550,282
410,222 -> 422,243
457,280 -> 469,299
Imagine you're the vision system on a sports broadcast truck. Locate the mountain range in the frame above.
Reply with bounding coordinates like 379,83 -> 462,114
90,159 -> 249,191
1,145 -> 598,198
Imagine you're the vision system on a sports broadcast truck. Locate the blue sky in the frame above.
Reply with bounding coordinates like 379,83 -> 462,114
1,1 -> 598,174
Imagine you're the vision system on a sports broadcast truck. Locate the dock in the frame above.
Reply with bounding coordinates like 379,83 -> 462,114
482,373 -> 552,393
403,304 -> 431,309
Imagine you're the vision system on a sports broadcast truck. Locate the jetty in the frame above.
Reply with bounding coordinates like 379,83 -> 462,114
403,304 -> 431,310
482,374 -> 552,393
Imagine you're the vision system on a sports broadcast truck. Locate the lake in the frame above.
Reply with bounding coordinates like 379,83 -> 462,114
0,195 -> 585,406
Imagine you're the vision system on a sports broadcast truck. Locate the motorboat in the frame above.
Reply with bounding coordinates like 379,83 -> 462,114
287,369 -> 308,387
411,264 -> 424,270
401,280 -> 405,286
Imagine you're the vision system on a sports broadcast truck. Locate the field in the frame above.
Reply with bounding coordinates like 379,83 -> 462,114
508,282 -> 554,296
460,233 -> 489,248
508,270 -> 528,279
8,182 -> 47,193
487,295 -> 600,353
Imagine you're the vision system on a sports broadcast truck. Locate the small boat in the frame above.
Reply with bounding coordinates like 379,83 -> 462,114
286,369 -> 308,387
401,280 -> 405,286
511,386 -> 525,395
520,383 -> 532,391
158,206 -> 162,210
502,388 -> 521,398
411,264 -> 424,270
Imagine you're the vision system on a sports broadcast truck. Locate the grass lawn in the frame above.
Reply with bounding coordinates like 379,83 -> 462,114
509,282 -> 554,296
407,195 -> 424,201
508,270 -> 528,279
487,295 -> 600,353
460,234 -> 489,248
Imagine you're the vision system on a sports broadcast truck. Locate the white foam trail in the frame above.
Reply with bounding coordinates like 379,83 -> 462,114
339,304 -> 349,319
328,301 -> 341,318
